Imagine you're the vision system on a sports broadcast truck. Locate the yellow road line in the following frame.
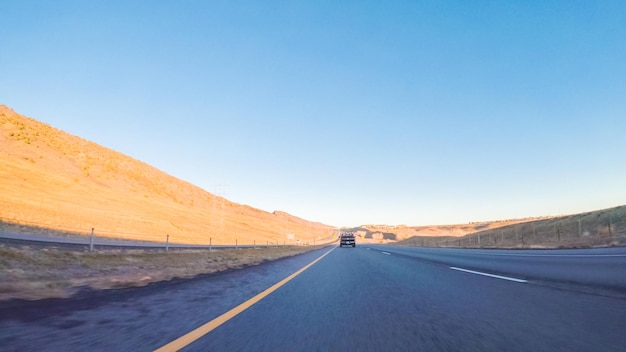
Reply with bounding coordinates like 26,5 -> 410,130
154,246 -> 336,352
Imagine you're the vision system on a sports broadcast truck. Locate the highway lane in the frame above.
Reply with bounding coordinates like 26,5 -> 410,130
366,245 -> 626,297
1,245 -> 625,351
0,247 -> 332,351
181,245 -> 626,351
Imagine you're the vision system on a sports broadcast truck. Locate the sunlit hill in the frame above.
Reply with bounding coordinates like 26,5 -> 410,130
0,105 -> 335,245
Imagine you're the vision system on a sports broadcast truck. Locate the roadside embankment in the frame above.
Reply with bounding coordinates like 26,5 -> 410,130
0,244 -> 327,301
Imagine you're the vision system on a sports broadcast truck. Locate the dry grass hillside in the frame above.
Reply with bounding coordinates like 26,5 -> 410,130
397,205 -> 626,248
0,105 -> 335,245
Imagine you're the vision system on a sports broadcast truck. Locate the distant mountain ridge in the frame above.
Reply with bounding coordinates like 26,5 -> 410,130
0,105 -> 334,244
343,219 -> 540,242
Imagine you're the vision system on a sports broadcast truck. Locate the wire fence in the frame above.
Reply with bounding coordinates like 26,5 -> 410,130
7,207 -> 623,251
392,206 -> 626,249
0,217 -> 337,251
435,207 -> 626,248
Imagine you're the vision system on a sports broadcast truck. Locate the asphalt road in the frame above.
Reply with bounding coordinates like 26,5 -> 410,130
1,245 -> 625,351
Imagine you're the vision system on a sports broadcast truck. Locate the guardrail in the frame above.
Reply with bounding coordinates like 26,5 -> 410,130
0,231 -> 338,252
0,218 -> 338,252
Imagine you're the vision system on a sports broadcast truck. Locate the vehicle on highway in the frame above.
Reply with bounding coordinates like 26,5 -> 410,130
339,232 -> 356,247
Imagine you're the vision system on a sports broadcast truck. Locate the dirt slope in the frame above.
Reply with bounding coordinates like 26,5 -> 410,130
0,105 -> 335,245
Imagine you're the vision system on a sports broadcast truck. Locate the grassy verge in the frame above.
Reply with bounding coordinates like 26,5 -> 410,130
0,244 -> 325,301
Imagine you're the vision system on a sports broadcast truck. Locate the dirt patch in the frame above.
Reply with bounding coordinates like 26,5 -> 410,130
0,244 -> 324,301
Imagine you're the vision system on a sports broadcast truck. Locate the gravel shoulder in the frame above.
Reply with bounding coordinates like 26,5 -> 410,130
0,243 -> 326,301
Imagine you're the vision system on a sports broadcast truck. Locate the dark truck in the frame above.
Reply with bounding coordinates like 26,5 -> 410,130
339,232 -> 356,247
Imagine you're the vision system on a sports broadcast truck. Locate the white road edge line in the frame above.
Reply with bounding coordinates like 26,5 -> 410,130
450,267 -> 527,283
381,251 -> 391,255
455,252 -> 626,258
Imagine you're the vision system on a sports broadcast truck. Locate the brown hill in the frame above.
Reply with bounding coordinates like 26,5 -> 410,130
396,205 -> 626,248
0,105 -> 335,245
344,218 -> 542,243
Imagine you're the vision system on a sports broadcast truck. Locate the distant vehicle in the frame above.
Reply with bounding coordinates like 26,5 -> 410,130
339,232 -> 356,247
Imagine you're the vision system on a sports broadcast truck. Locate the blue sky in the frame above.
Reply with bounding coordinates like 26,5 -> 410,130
2,1 -> 625,227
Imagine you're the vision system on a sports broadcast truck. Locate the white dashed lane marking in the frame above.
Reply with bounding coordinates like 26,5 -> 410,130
450,267 -> 527,283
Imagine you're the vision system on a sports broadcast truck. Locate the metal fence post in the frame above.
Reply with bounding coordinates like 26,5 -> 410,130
578,219 -> 582,236
89,227 -> 95,252
165,234 -> 169,252
209,237 -> 212,252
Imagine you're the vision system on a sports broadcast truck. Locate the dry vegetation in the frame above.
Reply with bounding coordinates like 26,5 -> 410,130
0,243 -> 325,301
0,105 -> 335,245
397,205 -> 626,249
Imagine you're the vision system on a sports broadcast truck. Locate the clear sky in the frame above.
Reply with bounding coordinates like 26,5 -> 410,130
1,1 -> 625,227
